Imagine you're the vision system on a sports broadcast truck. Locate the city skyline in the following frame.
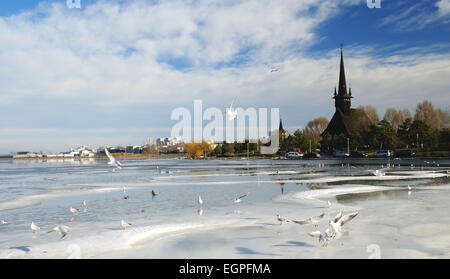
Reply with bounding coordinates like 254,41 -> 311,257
1,0 -> 450,153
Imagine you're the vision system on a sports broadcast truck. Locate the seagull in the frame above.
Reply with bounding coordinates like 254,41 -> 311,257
121,220 -> 132,229
69,207 -> 79,214
308,228 -> 332,246
1,220 -> 8,225
47,225 -> 70,239
151,190 -> 157,198
329,211 -> 358,237
123,195 -> 131,200
31,222 -> 41,233
198,195 -> 204,205
292,213 -> 325,227
370,167 -> 389,177
276,214 -> 290,225
407,185 -> 412,191
234,193 -> 249,203
326,201 -> 331,208
105,148 -> 122,169
197,207 -> 204,216
82,200 -> 87,208
225,97 -> 238,121
123,186 -> 127,193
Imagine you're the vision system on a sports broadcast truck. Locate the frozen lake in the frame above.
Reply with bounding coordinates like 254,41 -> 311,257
0,157 -> 449,259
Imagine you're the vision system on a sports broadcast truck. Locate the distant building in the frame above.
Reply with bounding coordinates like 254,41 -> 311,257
321,47 -> 370,138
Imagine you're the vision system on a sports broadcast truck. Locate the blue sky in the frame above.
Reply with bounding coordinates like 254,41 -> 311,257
0,0 -> 449,153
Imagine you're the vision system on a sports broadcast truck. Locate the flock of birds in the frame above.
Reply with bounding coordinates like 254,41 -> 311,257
276,200 -> 359,247
0,147 -> 431,250
6,150 -> 254,241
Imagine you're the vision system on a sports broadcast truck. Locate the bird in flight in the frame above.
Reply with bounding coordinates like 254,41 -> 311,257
105,148 -> 123,169
47,225 -> 70,239
225,97 -> 238,121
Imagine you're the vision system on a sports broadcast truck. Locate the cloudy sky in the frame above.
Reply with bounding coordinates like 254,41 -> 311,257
0,0 -> 449,153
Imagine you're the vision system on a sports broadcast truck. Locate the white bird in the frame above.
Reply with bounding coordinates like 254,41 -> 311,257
31,222 -> 40,233
225,97 -> 238,121
276,214 -> 290,225
47,225 -> 70,239
198,195 -> 204,205
308,228 -> 332,246
105,148 -> 122,169
292,213 -> 325,227
407,185 -> 412,191
82,200 -> 87,207
326,201 -> 332,208
1,220 -> 7,225
234,193 -> 249,203
121,220 -> 132,229
123,186 -> 127,194
197,207 -> 204,216
370,168 -> 388,177
329,211 -> 358,237
69,207 -> 79,214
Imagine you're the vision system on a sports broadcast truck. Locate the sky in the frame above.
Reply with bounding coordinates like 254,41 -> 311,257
0,0 -> 450,153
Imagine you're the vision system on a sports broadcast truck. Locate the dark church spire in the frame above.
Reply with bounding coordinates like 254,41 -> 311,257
333,45 -> 352,114
338,46 -> 347,96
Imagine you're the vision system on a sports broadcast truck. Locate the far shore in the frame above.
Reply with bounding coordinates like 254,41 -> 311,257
1,152 -> 449,162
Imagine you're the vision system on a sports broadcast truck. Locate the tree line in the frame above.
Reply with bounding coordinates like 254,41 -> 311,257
282,100 -> 450,154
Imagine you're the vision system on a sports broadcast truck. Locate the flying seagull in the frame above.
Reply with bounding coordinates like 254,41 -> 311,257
234,193 -> 249,203
31,222 -> 41,233
329,211 -> 359,237
292,213 -> 325,227
225,97 -> 238,121
308,228 -> 333,246
1,220 -> 8,225
105,148 -> 122,169
47,225 -> 70,239
121,220 -> 132,229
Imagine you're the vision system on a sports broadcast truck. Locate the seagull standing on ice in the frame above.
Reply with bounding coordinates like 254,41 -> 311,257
276,214 -> 290,225
326,201 -> 331,208
105,148 -> 122,169
47,225 -> 70,239
1,220 -> 8,225
198,195 -> 204,206
31,222 -> 40,233
151,190 -> 157,199
70,207 -> 79,214
121,220 -> 132,229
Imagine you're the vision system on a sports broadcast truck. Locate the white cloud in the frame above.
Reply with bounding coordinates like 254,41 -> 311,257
0,0 -> 449,152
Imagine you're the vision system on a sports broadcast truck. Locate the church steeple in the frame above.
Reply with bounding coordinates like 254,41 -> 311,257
338,46 -> 347,96
333,45 -> 352,114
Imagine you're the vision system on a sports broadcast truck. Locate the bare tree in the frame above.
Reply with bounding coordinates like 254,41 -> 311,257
304,117 -> 329,144
357,105 -> 379,125
383,108 -> 412,129
414,100 -> 441,131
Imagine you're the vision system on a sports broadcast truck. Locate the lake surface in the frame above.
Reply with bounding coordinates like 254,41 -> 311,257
0,157 -> 449,259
